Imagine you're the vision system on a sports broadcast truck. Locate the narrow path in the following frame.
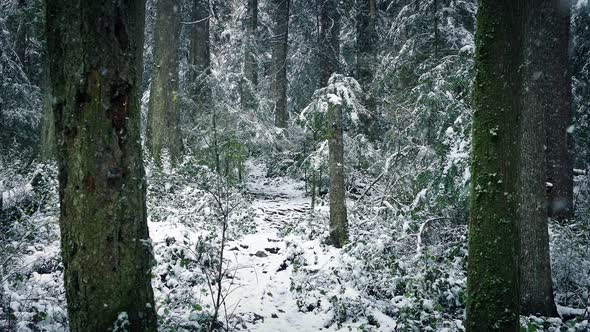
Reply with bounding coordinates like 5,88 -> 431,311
222,161 -> 327,331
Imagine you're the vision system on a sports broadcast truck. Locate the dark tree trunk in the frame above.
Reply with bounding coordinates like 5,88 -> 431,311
44,1 -> 157,331
355,0 -> 377,140
147,0 -> 183,164
327,101 -> 348,247
319,0 -> 340,87
572,3 -> 590,169
466,0 -> 523,330
355,0 -> 376,87
271,0 -> 290,128
189,0 -> 211,113
241,0 -> 258,111
545,0 -> 573,221
517,0 -> 566,317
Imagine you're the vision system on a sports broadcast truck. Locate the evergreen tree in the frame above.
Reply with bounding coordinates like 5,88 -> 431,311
466,0 -> 523,330
241,0 -> 258,112
545,0 -> 574,221
319,0 -> 340,87
355,0 -> 377,140
44,0 -> 157,330
271,0 -> 290,128
355,0 -> 376,88
147,0 -> 183,164
518,0 -> 568,317
319,0 -> 347,248
189,0 -> 211,113
327,94 -> 348,248
573,0 -> 590,170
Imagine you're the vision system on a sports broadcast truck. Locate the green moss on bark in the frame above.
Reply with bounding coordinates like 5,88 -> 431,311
147,0 -> 183,165
45,1 -> 157,330
466,0 -> 524,330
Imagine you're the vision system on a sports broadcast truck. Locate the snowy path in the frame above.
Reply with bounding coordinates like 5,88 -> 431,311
221,162 -> 329,331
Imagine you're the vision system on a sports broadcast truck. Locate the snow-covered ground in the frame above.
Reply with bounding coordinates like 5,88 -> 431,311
2,161 -> 589,331
149,160 -> 359,331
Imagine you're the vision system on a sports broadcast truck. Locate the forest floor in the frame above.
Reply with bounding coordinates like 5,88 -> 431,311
150,160 -> 384,331
218,161 -> 327,331
2,160 -> 588,331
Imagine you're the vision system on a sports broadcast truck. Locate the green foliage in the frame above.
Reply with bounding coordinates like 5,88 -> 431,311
0,0 -> 45,161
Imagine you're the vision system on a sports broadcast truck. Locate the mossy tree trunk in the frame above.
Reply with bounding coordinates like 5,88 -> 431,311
319,0 -> 340,87
545,0 -> 573,221
45,1 -> 157,331
466,0 -> 523,330
147,0 -> 183,165
189,0 -> 211,113
241,0 -> 258,112
327,101 -> 348,248
517,0 -> 565,317
271,0 -> 290,128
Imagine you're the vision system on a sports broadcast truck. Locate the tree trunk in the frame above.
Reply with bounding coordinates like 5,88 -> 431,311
44,1 -> 157,331
572,3 -> 590,169
355,0 -> 377,140
319,0 -> 340,87
271,0 -> 290,128
147,0 -> 183,164
355,0 -> 376,87
466,0 -> 523,330
39,65 -> 55,161
327,101 -> 348,248
545,0 -> 573,221
241,0 -> 258,112
189,0 -> 211,113
517,0 -> 566,317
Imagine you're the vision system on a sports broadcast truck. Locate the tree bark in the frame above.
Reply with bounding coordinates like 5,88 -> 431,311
545,0 -> 573,221
355,0 -> 376,87
572,3 -> 590,169
466,0 -> 523,330
327,101 -> 348,247
189,0 -> 212,114
241,0 -> 258,112
517,0 -> 566,317
319,0 -> 340,87
45,1 -> 157,331
355,0 -> 377,140
147,0 -> 183,164
271,0 -> 290,128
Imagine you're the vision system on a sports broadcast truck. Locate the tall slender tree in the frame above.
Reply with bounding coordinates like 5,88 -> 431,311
44,0 -> 157,330
327,95 -> 348,248
319,0 -> 347,247
355,0 -> 377,140
517,0 -> 568,317
466,0 -> 523,330
271,0 -> 290,128
319,0 -> 340,87
241,0 -> 258,111
545,0 -> 573,221
355,0 -> 376,88
147,0 -> 183,164
189,0 -> 211,112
